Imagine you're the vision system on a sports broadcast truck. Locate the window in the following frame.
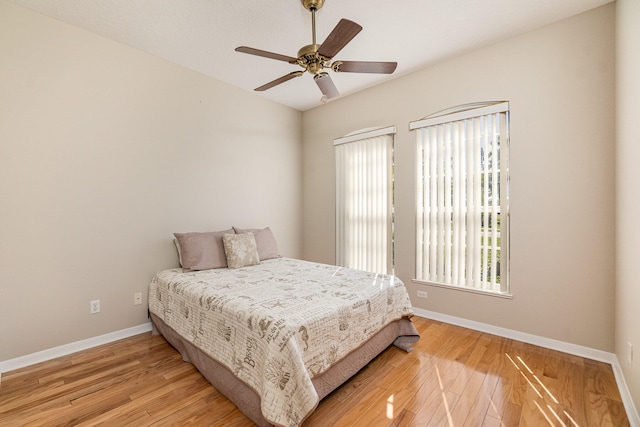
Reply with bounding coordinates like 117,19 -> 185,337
334,126 -> 395,275
410,102 -> 510,294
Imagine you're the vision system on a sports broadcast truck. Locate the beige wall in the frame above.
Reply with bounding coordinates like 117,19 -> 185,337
616,0 -> 640,411
2,0 -> 631,409
0,0 -> 634,411
303,5 -> 615,351
0,2 -> 302,361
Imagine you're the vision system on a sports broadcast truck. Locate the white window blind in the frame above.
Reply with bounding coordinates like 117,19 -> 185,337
410,102 -> 509,294
335,126 -> 395,275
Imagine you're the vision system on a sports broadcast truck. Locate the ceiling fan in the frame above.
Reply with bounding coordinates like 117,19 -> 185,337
235,0 -> 397,101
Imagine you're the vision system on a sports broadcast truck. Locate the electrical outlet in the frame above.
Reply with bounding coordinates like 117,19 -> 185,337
90,299 -> 100,314
417,290 -> 428,298
628,342 -> 633,363
134,292 -> 142,306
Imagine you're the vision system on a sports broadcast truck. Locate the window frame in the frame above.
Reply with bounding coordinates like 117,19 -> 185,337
334,126 -> 396,275
410,102 -> 511,297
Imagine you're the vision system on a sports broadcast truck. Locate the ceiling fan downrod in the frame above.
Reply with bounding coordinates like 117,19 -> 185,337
312,7 -> 316,45
302,0 -> 324,45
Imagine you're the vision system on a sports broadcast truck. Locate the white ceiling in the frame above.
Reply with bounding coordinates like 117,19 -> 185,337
10,0 -> 613,111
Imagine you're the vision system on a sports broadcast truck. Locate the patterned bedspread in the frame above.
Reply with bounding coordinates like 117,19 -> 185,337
148,257 -> 414,427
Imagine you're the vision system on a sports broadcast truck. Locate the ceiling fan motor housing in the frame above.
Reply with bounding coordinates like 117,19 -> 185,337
297,44 -> 327,75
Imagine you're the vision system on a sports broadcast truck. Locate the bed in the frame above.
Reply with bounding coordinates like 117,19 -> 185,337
149,252 -> 418,427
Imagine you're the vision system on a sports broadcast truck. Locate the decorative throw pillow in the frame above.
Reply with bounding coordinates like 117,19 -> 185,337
222,232 -> 260,269
173,229 -> 234,270
232,226 -> 280,261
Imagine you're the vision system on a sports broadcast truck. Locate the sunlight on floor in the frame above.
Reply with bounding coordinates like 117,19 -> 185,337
505,352 -> 580,427
387,394 -> 394,419
435,364 -> 455,426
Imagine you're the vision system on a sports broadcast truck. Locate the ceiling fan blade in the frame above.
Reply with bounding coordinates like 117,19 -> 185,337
235,46 -> 298,63
255,71 -> 304,92
314,73 -> 339,99
317,19 -> 362,59
333,60 -> 397,74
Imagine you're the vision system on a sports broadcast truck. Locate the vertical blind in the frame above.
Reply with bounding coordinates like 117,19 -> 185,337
335,126 -> 395,275
410,102 -> 509,293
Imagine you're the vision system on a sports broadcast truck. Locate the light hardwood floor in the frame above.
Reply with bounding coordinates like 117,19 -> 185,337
0,317 -> 630,426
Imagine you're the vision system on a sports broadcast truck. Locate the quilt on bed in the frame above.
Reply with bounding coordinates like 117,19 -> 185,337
148,257 -> 414,427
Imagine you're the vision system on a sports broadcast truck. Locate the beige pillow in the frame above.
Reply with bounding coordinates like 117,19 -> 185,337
233,226 -> 280,260
174,229 -> 234,270
222,233 -> 260,269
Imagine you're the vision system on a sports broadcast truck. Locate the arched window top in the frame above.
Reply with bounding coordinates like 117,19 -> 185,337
409,101 -> 509,130
333,125 -> 396,146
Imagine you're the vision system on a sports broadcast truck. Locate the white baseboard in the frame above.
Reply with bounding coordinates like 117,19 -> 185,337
611,356 -> 640,427
0,322 -> 152,374
412,308 -> 639,426
412,308 -> 614,362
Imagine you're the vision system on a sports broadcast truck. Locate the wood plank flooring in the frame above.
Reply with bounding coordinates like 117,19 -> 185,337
0,317 -> 630,426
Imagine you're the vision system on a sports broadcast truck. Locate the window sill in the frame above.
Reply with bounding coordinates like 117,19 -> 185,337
412,279 -> 513,300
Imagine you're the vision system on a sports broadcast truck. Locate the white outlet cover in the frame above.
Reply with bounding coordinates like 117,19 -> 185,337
90,299 -> 100,314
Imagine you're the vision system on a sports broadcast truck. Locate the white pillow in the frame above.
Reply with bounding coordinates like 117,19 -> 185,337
222,233 -> 260,269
